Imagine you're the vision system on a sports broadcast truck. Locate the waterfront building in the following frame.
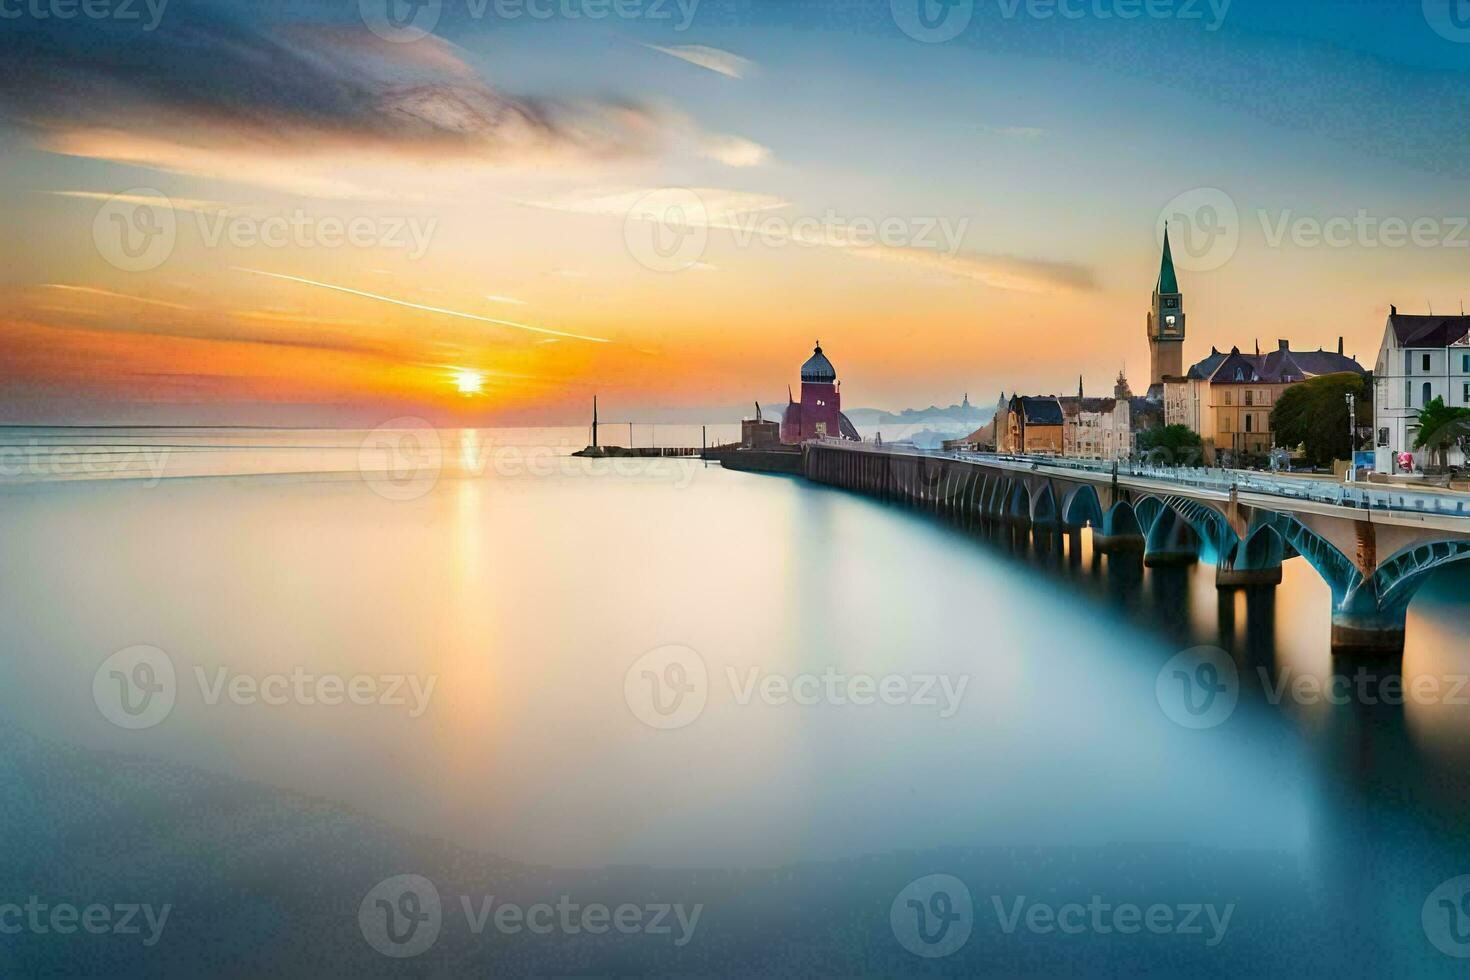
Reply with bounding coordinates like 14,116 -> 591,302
999,395 -> 1065,454
1371,307 -> 1470,472
1060,373 -> 1135,461
1164,340 -> 1366,464
742,403 -> 782,449
781,342 -> 861,443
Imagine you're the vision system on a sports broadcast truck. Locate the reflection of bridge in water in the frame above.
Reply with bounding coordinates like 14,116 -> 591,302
803,441 -> 1470,655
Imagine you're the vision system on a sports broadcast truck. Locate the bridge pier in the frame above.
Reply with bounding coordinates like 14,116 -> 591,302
1330,608 -> 1406,658
1143,507 -> 1199,567
1093,501 -> 1144,554
1215,525 -> 1285,589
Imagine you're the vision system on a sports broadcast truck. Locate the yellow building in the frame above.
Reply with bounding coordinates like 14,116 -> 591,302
1164,341 -> 1366,463
999,396 -> 1065,454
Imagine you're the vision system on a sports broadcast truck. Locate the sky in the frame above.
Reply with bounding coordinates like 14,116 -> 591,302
3,0 -> 1470,426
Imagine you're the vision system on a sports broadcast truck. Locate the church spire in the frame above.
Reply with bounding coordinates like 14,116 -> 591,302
1157,223 -> 1179,295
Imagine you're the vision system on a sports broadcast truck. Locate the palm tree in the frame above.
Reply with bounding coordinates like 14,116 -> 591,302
1411,397 -> 1470,471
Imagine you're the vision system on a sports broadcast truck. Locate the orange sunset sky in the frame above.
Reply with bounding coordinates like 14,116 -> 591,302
3,1 -> 1470,426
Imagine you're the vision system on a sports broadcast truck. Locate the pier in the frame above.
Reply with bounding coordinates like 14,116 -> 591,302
800,440 -> 1470,656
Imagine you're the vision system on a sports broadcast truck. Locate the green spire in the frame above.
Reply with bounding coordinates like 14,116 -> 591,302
1157,223 -> 1179,295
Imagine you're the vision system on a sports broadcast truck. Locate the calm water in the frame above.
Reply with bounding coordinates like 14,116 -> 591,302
1,427 -> 1468,975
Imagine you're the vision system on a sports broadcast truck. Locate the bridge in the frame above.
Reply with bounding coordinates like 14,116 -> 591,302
802,441 -> 1470,656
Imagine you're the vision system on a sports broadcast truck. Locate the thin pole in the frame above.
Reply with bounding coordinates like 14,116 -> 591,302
592,395 -> 598,449
629,422 -> 634,448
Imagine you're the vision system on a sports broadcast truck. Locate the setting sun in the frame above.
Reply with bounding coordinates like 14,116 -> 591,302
453,369 -> 484,395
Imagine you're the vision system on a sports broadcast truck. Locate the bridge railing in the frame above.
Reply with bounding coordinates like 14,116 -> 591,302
805,438 -> 1470,517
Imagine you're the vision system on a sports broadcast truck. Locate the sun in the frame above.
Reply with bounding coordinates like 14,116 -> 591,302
452,369 -> 484,395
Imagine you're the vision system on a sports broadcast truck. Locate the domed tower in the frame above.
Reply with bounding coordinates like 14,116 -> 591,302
781,342 -> 846,443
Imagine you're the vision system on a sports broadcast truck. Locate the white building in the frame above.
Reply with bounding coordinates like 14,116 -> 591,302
1372,307 -> 1470,472
1059,372 -> 1136,461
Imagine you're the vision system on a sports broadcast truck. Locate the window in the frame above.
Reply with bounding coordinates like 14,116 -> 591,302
1224,390 -> 1232,406
1464,353 -> 1469,373
1245,413 -> 1254,433
1424,353 -> 1433,371
1406,381 -> 1412,406
1378,427 -> 1389,447
1245,390 -> 1255,406
1407,350 -> 1415,374
1423,382 -> 1433,405
1464,382 -> 1469,404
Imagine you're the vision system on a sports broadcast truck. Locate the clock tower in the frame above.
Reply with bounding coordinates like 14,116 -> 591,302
1147,224 -> 1185,392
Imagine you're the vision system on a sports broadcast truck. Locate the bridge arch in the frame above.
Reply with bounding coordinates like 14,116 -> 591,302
1062,484 -> 1105,529
1029,481 -> 1059,526
1368,539 -> 1470,617
1005,480 -> 1031,523
1133,495 -> 1166,534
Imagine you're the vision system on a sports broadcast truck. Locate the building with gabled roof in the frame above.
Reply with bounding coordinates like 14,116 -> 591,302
1164,338 -> 1366,463
1371,306 -> 1470,472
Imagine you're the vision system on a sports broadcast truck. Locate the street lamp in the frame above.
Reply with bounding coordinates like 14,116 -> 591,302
1345,391 -> 1357,482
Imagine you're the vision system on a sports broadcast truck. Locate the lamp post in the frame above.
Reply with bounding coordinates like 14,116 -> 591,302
1345,391 -> 1357,482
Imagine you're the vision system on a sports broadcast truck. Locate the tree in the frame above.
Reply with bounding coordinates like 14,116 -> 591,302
1270,373 -> 1368,467
1412,396 -> 1470,471
1136,424 -> 1204,465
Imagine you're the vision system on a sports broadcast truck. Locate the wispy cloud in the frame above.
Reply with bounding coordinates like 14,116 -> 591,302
38,284 -> 197,311
41,190 -> 231,214
848,247 -> 1097,294
644,44 -> 751,79
484,294 -> 527,306
529,187 -> 1093,294
0,10 -> 669,197
235,268 -> 611,343
699,133 -> 771,168
528,186 -> 790,225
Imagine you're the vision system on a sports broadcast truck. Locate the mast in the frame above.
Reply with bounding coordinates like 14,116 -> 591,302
592,395 -> 598,449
